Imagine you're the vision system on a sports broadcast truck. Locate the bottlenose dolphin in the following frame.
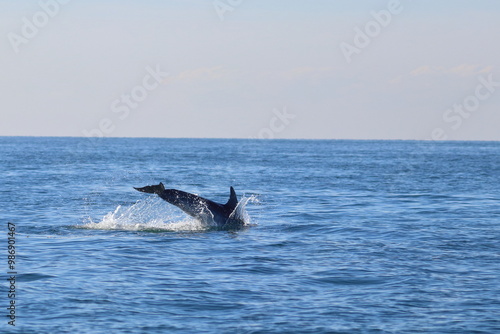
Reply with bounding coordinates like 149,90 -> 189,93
134,183 -> 245,229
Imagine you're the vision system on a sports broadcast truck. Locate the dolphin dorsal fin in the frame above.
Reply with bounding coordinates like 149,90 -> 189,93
225,186 -> 238,209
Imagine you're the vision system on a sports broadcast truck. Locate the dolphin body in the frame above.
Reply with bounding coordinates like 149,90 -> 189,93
134,183 -> 245,229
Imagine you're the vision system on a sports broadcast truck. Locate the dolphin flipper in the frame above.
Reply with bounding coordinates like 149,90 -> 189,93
134,182 -> 165,194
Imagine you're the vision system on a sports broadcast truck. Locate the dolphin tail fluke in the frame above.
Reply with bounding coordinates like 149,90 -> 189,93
134,182 -> 165,195
225,186 -> 238,210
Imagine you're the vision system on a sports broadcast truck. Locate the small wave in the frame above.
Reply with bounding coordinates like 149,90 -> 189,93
76,196 -> 255,232
14,273 -> 55,282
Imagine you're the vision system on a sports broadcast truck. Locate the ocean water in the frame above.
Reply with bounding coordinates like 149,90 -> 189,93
1,137 -> 500,334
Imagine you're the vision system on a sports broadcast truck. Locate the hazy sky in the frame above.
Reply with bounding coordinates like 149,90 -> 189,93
1,0 -> 499,140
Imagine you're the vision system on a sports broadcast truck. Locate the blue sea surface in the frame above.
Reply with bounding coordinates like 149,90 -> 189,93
1,137 -> 500,333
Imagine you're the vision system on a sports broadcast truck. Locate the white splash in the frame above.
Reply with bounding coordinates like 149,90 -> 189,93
229,196 -> 252,222
79,197 -> 205,232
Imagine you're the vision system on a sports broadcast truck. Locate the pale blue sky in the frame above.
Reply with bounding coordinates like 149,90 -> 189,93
1,0 -> 499,140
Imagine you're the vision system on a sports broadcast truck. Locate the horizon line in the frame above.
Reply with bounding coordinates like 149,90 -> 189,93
0,135 -> 499,143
